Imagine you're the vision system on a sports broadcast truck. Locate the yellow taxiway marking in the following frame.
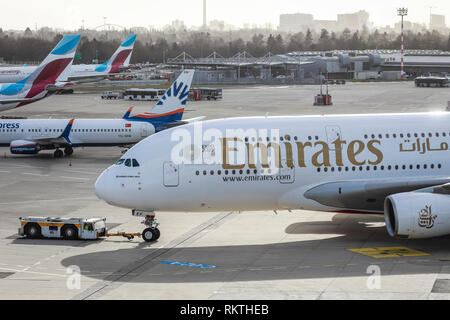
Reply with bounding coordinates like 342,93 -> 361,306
348,247 -> 430,258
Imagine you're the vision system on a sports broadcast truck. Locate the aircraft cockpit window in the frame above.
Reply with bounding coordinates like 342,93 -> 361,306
125,159 -> 132,167
132,159 -> 140,167
116,159 -> 125,166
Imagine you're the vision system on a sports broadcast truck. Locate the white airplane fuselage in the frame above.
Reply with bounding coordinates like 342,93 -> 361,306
0,64 -> 110,84
0,118 -> 154,148
0,67 -> 30,83
95,112 -> 450,214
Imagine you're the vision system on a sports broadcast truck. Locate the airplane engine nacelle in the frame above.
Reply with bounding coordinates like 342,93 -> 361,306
10,140 -> 40,154
384,192 -> 450,239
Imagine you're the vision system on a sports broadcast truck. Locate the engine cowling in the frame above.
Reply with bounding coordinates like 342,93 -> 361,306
10,140 -> 40,154
385,192 -> 450,239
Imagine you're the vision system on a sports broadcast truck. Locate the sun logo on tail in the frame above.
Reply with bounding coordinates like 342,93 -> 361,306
158,81 -> 190,106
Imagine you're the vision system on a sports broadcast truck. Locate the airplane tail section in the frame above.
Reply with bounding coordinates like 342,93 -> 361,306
95,35 -> 137,74
24,35 -> 80,98
128,70 -> 195,124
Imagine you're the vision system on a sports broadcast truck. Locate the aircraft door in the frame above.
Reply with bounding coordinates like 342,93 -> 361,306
141,125 -> 149,138
279,157 -> 295,184
163,162 -> 179,187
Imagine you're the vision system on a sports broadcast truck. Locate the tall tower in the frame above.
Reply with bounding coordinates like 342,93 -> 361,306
397,8 -> 408,81
203,0 -> 207,28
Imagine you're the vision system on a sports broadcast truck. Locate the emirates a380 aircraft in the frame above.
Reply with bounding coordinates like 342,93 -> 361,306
95,112 -> 450,242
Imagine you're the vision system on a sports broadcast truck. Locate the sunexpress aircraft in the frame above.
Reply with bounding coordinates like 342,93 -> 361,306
0,70 -> 197,158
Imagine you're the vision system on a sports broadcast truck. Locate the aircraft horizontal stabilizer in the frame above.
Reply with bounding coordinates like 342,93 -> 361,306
184,116 -> 206,123
156,116 -> 205,130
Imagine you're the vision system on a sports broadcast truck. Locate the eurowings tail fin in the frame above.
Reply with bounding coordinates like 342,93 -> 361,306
96,35 -> 137,74
24,35 -> 80,97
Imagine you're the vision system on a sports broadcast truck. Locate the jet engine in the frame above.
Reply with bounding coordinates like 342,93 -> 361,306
10,140 -> 40,154
384,188 -> 450,239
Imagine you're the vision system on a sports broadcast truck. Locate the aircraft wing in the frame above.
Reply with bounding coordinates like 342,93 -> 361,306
66,74 -> 109,84
66,70 -> 133,83
304,177 -> 450,213
0,98 -> 39,105
34,137 -> 71,147
45,82 -> 76,92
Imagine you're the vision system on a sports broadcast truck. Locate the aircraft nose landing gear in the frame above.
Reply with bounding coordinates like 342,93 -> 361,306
132,210 -> 161,242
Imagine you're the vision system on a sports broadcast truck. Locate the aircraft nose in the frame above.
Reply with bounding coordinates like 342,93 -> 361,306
95,168 -> 114,203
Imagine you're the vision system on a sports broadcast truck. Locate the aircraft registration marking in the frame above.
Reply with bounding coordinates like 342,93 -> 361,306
347,246 -> 430,258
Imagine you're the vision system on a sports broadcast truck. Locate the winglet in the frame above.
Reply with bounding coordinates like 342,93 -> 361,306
59,119 -> 74,144
123,107 -> 134,120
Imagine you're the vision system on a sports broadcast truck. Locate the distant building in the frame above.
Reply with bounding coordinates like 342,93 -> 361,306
430,14 -> 447,32
313,20 -> 338,31
279,13 -> 314,33
394,21 -> 427,33
171,20 -> 186,31
279,10 -> 370,33
337,11 -> 369,31
209,20 -> 225,31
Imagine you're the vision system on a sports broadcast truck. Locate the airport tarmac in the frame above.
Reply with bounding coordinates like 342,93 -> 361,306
1,82 -> 450,300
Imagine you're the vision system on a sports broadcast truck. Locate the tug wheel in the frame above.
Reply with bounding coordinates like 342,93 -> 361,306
25,223 -> 41,239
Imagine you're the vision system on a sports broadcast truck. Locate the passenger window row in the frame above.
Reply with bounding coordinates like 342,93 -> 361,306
24,128 -> 132,133
242,132 -> 450,143
70,129 -> 132,133
196,168 -> 284,176
363,132 -> 448,139
317,163 -> 443,173
243,135 -> 319,142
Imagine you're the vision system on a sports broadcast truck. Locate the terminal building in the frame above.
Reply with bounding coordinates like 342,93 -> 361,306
167,50 -> 450,85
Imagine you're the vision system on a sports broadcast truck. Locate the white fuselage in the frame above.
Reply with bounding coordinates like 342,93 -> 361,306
0,119 -> 154,148
0,67 -> 29,83
95,112 -> 450,213
0,64 -> 108,84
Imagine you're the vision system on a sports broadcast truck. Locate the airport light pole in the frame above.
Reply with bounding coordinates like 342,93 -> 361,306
397,8 -> 408,80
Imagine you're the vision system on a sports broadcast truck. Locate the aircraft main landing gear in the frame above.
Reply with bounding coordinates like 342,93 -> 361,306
54,149 -> 64,158
133,210 -> 160,242
64,146 -> 74,156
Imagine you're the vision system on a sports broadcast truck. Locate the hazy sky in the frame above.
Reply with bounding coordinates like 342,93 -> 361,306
1,0 -> 449,30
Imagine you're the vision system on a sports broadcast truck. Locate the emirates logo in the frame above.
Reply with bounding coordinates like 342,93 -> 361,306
418,205 -> 437,229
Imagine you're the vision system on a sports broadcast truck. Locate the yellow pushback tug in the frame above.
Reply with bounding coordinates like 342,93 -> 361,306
18,217 -> 148,241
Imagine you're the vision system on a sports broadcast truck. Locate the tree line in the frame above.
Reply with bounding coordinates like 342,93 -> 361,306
0,28 -> 449,64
